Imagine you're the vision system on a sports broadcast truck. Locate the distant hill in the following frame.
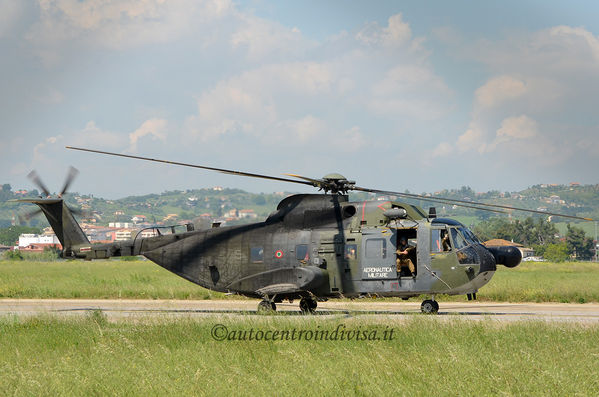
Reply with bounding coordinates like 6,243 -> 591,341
1,183 -> 597,236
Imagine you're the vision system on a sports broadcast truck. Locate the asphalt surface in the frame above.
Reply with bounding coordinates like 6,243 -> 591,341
2,299 -> 599,322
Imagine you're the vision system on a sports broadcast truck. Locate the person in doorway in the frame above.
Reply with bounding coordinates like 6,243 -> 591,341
396,236 -> 416,278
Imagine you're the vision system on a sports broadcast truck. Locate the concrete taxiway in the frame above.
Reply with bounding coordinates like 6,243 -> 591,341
1,299 -> 599,322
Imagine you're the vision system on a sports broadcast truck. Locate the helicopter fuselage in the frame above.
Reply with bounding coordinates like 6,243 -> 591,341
76,193 -> 501,301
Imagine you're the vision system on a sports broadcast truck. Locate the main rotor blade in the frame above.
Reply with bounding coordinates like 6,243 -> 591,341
65,146 -> 593,221
27,170 -> 51,197
66,146 -> 315,187
353,186 -> 594,221
60,166 -> 79,196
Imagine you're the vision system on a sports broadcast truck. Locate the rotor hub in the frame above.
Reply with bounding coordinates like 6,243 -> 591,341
320,173 -> 355,194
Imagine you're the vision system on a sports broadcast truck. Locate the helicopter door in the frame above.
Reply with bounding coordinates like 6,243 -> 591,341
360,229 -> 397,280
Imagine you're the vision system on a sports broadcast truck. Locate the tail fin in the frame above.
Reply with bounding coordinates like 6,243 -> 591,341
16,198 -> 89,257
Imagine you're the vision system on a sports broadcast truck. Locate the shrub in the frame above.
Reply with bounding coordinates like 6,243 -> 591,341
3,250 -> 23,260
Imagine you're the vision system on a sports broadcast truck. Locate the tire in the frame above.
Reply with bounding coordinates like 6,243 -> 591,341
421,299 -> 438,314
299,297 -> 317,314
258,300 -> 275,312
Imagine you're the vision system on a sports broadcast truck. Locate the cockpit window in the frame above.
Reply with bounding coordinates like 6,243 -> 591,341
450,228 -> 468,250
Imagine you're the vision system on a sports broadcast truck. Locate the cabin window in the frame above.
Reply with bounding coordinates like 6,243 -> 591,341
345,244 -> 357,260
365,239 -> 386,259
296,244 -> 309,261
250,246 -> 264,263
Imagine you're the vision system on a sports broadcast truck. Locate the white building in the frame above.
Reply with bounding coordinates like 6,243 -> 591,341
18,234 -> 60,248
109,222 -> 132,228
115,229 -> 134,241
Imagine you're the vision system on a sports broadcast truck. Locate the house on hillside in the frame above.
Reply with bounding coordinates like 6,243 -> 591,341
239,209 -> 258,219
131,215 -> 147,224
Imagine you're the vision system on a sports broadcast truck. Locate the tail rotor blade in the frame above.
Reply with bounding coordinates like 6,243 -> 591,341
18,208 -> 43,224
27,170 -> 51,197
60,166 -> 79,196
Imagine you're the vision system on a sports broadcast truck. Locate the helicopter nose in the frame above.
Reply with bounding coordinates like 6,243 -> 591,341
486,246 -> 522,268
477,245 -> 497,273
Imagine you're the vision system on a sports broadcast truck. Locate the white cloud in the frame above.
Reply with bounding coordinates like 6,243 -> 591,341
72,121 -> 123,149
456,125 -> 486,154
185,62 -> 337,141
339,126 -> 367,153
369,64 -> 452,119
546,25 -> 599,63
454,25 -> 599,174
279,115 -> 325,144
475,75 -> 527,108
431,142 -> 452,157
230,14 -> 309,60
32,135 -> 63,164
494,115 -> 537,142
27,0 -> 233,63
356,14 -> 412,47
128,118 -> 168,153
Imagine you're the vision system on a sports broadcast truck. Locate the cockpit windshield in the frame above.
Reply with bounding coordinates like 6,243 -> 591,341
458,227 -> 481,245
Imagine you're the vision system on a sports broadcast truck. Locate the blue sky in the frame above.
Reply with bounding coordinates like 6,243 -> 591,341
1,1 -> 598,198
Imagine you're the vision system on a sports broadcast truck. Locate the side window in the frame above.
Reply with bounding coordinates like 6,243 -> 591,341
365,239 -> 386,259
296,244 -> 309,261
250,246 -> 264,263
345,244 -> 357,260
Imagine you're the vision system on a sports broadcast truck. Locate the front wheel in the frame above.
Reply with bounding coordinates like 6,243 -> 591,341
421,299 -> 439,314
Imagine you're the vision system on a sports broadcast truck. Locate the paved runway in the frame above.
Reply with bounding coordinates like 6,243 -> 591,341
2,299 -> 599,322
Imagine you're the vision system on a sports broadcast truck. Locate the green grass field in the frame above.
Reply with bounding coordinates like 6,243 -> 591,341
1,258 -> 599,302
1,315 -> 598,396
0,258 -> 227,300
2,259 -> 599,395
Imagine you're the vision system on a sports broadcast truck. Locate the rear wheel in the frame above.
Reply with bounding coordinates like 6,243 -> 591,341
258,300 -> 276,313
299,297 -> 317,314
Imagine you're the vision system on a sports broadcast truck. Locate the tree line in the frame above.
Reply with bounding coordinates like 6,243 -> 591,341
474,217 -> 595,261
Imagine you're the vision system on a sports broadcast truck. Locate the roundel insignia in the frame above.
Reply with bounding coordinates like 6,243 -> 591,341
275,250 -> 284,258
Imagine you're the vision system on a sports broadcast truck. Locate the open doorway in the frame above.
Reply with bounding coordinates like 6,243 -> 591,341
396,228 -> 417,278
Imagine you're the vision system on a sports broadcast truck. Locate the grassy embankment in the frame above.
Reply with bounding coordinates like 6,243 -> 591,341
1,258 -> 599,302
0,315 -> 598,396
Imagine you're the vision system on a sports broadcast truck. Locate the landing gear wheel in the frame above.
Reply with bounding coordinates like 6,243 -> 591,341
258,300 -> 276,313
299,297 -> 317,314
421,299 -> 439,314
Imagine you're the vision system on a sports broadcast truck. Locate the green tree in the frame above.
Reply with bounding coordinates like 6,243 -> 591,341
566,224 -> 594,260
0,226 -> 43,246
543,242 -> 569,262
473,217 -> 558,247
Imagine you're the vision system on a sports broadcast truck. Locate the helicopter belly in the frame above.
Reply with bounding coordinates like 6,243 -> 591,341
227,266 -> 328,297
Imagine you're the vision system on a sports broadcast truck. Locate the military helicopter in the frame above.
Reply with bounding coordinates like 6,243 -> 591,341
16,146 -> 594,314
